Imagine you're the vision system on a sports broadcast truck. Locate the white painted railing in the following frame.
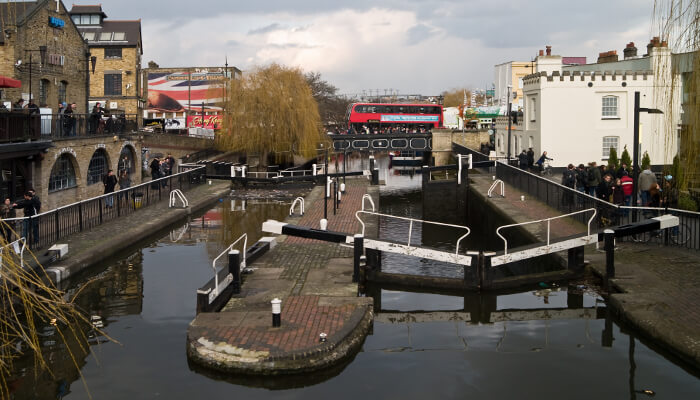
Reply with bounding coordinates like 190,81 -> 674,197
289,197 -> 305,216
169,189 -> 189,208
488,179 -> 505,198
210,233 -> 247,297
361,194 -> 375,212
355,210 -> 471,255
0,237 -> 27,271
495,208 -> 597,255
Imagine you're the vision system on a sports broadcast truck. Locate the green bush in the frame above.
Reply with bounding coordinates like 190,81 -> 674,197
608,147 -> 619,169
678,192 -> 698,211
620,145 -> 632,167
641,151 -> 651,170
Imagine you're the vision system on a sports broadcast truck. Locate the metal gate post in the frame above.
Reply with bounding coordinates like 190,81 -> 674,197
353,234 -> 364,283
604,229 -> 615,282
229,249 -> 241,294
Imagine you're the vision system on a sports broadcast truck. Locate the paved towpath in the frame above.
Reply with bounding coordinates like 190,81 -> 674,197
471,173 -> 700,369
187,178 -> 375,375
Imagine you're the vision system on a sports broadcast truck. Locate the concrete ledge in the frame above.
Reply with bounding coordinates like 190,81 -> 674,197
187,299 -> 373,375
44,183 -> 230,285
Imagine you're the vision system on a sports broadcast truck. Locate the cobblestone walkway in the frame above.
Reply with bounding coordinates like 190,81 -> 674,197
472,173 -> 700,368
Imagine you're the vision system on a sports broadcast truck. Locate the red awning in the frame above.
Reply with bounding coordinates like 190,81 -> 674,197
0,75 -> 21,88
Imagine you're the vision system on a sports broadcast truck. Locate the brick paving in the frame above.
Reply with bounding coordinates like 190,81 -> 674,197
187,177 -> 374,374
472,173 -> 700,368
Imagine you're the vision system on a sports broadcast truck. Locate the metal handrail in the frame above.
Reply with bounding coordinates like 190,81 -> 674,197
355,210 -> 471,255
210,233 -> 247,297
495,208 -> 597,255
169,189 -> 189,208
289,197 -> 304,216
281,169 -> 313,177
0,237 -> 27,271
361,194 -> 375,212
488,179 -> 505,198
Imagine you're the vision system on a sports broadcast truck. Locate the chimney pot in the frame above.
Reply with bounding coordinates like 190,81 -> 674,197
545,45 -> 552,56
539,49 -> 544,56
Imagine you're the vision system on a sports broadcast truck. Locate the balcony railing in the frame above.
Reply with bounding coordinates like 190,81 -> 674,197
0,112 -> 139,142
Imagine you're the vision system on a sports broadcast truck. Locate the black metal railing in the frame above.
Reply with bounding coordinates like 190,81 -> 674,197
2,166 -> 206,250
0,112 -> 139,141
0,112 -> 41,142
452,142 -> 491,163
495,161 -> 700,250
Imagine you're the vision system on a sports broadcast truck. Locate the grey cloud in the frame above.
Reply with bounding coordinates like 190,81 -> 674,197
406,24 -> 435,46
248,23 -> 283,35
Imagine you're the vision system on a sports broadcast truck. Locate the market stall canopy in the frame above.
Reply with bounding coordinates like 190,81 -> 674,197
0,75 -> 21,88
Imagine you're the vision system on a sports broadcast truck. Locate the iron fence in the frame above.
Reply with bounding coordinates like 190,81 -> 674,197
0,112 -> 139,141
495,161 -> 700,250
452,143 -> 491,163
1,166 -> 206,250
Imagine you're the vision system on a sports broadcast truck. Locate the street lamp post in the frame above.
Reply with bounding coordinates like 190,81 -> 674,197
506,84 -> 513,162
631,91 -> 663,222
84,51 -> 97,115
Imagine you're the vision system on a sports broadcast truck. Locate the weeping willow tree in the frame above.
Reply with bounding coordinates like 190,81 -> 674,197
652,0 -> 699,193
217,64 -> 325,161
0,224 -> 113,398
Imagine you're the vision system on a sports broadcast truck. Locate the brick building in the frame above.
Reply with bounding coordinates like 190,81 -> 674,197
0,0 -> 89,202
69,4 -> 144,120
0,0 -> 88,110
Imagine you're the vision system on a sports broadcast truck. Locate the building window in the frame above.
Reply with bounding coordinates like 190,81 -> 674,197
99,32 -> 112,41
104,48 -> 122,59
113,32 -> 126,41
58,81 -> 67,104
72,15 -> 80,25
90,14 -> 100,25
104,73 -> 122,96
80,15 -> 90,25
49,155 -> 77,192
83,32 -> 96,41
602,96 -> 618,118
39,79 -> 49,106
529,96 -> 537,121
602,136 -> 619,158
87,149 -> 108,185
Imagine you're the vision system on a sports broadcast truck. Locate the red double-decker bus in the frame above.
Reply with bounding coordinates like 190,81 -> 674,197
345,103 -> 443,133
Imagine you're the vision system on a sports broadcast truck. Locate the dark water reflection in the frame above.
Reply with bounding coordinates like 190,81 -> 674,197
9,157 -> 700,399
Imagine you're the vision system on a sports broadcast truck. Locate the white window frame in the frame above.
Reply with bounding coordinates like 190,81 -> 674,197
602,136 -> 619,158
602,96 -> 619,119
529,96 -> 537,122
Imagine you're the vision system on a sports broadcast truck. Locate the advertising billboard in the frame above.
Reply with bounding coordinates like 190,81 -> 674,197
187,115 -> 223,130
146,69 -> 226,113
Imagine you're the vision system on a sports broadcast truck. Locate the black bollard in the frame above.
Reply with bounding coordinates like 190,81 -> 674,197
353,234 -> 364,283
229,249 -> 241,294
271,298 -> 281,327
604,229 -> 615,281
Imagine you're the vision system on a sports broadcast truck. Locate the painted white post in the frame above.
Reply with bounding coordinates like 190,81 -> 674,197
320,218 -> 328,231
312,164 -> 317,176
271,298 -> 281,327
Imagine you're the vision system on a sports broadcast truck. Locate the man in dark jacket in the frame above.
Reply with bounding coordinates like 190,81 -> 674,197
587,162 -> 602,197
103,169 -> 118,208
526,148 -> 535,169
518,150 -> 528,170
12,191 -> 40,246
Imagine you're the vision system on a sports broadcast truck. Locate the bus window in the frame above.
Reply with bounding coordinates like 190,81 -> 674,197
398,106 -> 405,113
354,105 -> 364,113
418,107 -> 425,114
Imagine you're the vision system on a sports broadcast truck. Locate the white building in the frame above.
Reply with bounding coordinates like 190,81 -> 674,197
497,40 -> 684,168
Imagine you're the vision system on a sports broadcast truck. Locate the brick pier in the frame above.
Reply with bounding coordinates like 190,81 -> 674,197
187,178 -> 375,374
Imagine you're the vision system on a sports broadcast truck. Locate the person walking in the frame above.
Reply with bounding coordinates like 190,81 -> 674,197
518,150 -> 528,170
575,164 -> 587,193
118,170 -> 131,202
160,159 -> 170,187
103,169 -> 118,208
587,162 -> 601,197
90,102 -> 105,134
620,173 -> 634,206
63,103 -> 75,136
638,167 -> 656,206
526,148 -> 535,170
166,153 -> 176,176
0,197 -> 16,242
12,192 -> 40,247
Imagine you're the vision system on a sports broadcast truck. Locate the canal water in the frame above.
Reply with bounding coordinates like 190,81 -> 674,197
10,154 -> 699,399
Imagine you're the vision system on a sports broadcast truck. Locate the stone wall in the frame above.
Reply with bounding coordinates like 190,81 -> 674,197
142,134 -> 215,160
0,0 -> 88,109
40,135 -> 144,210
432,128 -> 490,166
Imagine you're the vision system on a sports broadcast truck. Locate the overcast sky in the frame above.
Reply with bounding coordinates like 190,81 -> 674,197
88,0 -> 657,96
